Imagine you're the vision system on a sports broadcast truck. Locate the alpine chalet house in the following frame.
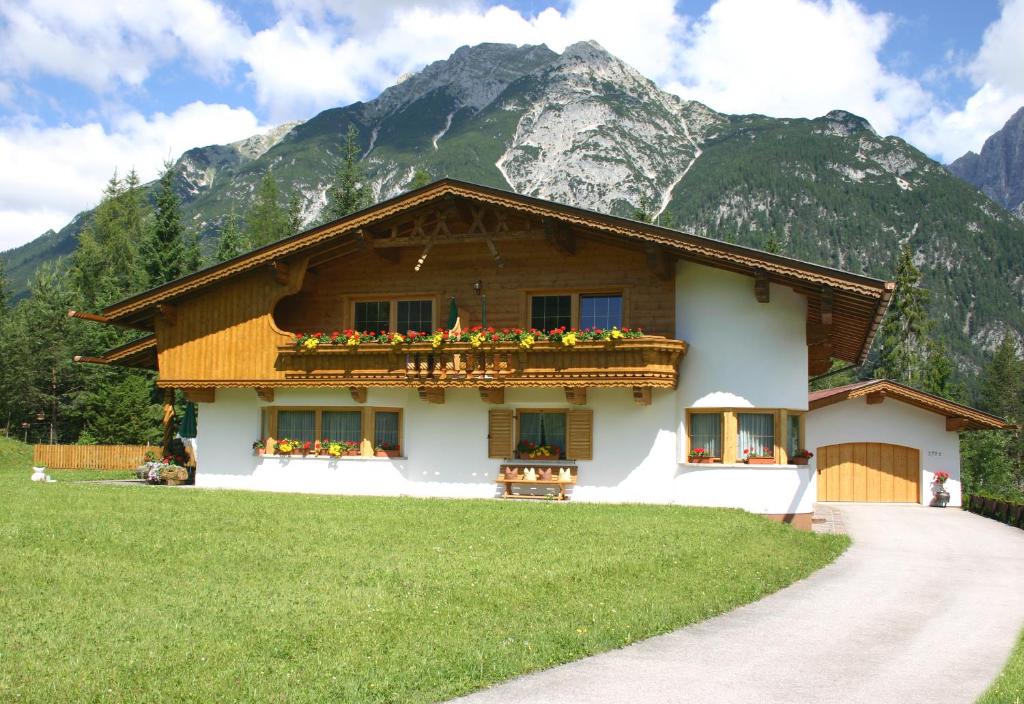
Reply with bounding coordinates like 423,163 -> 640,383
76,180 -> 903,528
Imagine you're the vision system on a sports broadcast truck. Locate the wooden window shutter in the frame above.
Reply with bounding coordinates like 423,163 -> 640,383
488,409 -> 514,459
566,409 -> 593,460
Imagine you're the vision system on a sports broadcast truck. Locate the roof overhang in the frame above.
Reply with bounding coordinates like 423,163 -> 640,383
89,179 -> 893,365
73,335 -> 157,371
808,380 -> 1015,431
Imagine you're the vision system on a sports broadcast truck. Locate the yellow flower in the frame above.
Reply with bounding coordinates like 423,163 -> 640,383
430,332 -> 444,349
346,336 -> 360,347
610,328 -> 623,340
469,333 -> 484,348
390,333 -> 404,345
561,331 -> 577,347
519,334 -> 535,349
302,337 -> 320,350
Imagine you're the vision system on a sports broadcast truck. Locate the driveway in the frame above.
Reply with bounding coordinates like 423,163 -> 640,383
451,504 -> 1024,704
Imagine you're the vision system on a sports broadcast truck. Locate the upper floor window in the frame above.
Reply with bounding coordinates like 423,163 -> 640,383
528,292 -> 624,332
580,294 -> 622,330
353,298 -> 434,333
531,295 -> 571,332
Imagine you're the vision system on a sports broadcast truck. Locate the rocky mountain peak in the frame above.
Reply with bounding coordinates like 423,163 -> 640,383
948,105 -> 1024,216
820,110 -> 876,137
366,42 -> 557,120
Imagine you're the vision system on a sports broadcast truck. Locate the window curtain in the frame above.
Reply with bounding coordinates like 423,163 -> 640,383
322,411 -> 361,443
787,415 -> 801,456
277,410 -> 315,442
374,412 -> 400,447
542,412 -> 567,454
737,413 -> 774,457
519,412 -> 544,447
690,413 -> 722,457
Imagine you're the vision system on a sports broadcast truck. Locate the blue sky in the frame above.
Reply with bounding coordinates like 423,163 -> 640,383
1,0 -> 1022,250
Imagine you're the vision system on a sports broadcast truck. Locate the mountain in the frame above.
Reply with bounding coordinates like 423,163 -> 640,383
3,40 -> 1023,370
948,106 -> 1024,219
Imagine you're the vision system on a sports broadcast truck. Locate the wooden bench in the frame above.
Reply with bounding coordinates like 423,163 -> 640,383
496,464 -> 577,501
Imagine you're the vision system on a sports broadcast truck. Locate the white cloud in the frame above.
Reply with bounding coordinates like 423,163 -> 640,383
0,102 -> 267,251
0,0 -> 249,90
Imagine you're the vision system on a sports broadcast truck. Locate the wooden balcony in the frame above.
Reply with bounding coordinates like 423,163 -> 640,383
275,336 -> 687,401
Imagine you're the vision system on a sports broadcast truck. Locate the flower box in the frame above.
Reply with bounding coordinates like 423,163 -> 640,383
688,456 -> 720,464
745,457 -> 775,465
791,457 -> 809,466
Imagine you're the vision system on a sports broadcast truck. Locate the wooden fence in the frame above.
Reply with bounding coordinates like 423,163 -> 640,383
33,444 -> 152,470
965,494 -> 1024,530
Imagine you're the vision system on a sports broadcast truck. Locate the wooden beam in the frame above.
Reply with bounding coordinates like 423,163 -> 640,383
349,387 -> 367,404
357,228 -> 400,263
543,218 -> 576,255
820,286 -> 834,326
372,229 -> 544,247
184,388 -> 216,403
68,309 -> 114,324
162,388 -> 175,455
564,387 -> 588,405
418,387 -> 445,404
255,387 -> 274,402
808,357 -> 832,376
479,388 -> 505,404
866,390 -> 886,405
946,417 -> 971,431
72,355 -> 108,365
632,387 -> 653,406
644,247 -> 673,281
754,271 -> 770,303
156,304 -> 177,326
271,261 -> 289,285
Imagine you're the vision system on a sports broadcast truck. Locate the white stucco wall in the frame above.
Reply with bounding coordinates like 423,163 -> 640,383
193,260 -> 817,518
670,260 -> 815,515
805,397 -> 962,506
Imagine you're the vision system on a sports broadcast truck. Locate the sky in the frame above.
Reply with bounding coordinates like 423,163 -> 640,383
1,0 -> 1022,252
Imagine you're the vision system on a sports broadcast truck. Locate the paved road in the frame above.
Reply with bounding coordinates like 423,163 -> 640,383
451,504 -> 1024,704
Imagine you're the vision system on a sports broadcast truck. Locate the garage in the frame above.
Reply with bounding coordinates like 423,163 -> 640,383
816,442 -> 919,502
805,380 -> 1012,507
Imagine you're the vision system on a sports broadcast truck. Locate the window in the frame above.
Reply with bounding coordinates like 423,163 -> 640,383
262,407 -> 403,456
518,411 -> 567,458
531,295 -> 571,332
374,411 -> 400,449
787,414 -> 801,458
321,411 -> 361,443
277,410 -> 316,442
689,413 -> 723,459
397,300 -> 433,334
737,413 -> 775,458
354,301 -> 390,332
353,297 -> 435,333
580,294 -> 622,330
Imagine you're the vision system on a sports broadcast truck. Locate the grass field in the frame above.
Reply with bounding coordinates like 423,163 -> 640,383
0,436 -> 850,703
980,630 -> 1024,704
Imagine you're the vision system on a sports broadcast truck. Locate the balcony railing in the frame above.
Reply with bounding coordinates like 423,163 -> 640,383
275,336 -> 687,389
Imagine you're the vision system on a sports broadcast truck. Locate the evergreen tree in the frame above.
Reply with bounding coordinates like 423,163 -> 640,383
764,231 -> 782,254
632,193 -> 654,223
960,431 -> 1017,498
921,339 -> 964,401
181,229 -> 202,274
0,257 -> 8,314
977,334 -> 1023,420
144,162 -> 186,285
407,169 -> 432,191
809,360 -> 857,391
215,209 -> 249,262
873,245 -> 930,386
287,191 -> 304,235
247,171 -> 290,248
322,125 -> 369,222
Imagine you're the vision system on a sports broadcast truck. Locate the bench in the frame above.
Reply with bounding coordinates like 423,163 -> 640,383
496,464 -> 577,501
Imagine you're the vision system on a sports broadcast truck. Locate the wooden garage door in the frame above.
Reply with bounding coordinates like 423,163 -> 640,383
816,443 -> 920,502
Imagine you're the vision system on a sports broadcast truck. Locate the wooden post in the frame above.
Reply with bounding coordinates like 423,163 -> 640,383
161,388 -> 175,455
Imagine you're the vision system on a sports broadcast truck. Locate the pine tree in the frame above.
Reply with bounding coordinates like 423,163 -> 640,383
921,339 -> 964,401
977,334 -> 1023,420
287,191 -> 304,235
215,209 -> 249,262
632,193 -> 654,223
873,245 -> 930,386
144,162 -> 186,285
181,229 -> 202,274
322,125 -> 369,222
0,257 -> 9,315
764,232 -> 782,254
247,171 -> 290,248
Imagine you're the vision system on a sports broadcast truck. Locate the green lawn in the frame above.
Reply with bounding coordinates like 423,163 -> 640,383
980,631 -> 1024,704
0,436 -> 849,703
